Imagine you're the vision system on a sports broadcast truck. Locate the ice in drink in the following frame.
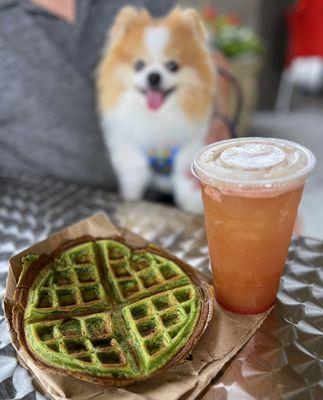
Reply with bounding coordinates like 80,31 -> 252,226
192,138 -> 316,314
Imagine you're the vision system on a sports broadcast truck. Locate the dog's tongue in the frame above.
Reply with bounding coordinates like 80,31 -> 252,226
146,90 -> 164,111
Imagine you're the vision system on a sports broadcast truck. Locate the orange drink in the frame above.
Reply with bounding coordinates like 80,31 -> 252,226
192,138 -> 316,314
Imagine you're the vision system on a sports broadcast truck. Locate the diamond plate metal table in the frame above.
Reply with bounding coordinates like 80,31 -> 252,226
0,170 -> 322,400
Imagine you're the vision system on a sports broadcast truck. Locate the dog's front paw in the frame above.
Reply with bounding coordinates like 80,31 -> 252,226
106,140 -> 151,202
120,178 -> 147,201
118,167 -> 151,201
173,171 -> 203,214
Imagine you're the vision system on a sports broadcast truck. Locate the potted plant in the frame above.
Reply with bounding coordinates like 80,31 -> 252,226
202,6 -> 264,135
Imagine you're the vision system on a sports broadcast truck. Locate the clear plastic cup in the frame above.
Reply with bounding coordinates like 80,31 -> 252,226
192,137 -> 316,314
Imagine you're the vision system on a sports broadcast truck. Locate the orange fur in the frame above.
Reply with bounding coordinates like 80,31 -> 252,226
165,9 -> 215,119
97,7 -> 215,120
97,9 -> 150,111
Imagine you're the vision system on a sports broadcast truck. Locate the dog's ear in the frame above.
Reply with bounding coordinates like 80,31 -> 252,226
182,8 -> 207,41
110,7 -> 139,45
110,7 -> 149,46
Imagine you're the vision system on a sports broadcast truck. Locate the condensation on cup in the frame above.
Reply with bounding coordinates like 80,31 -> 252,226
192,137 -> 316,314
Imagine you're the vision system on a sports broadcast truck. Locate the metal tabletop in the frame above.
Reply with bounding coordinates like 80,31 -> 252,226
0,170 -> 322,400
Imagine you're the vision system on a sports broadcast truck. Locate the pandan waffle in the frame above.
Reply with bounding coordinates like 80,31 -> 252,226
12,236 -> 213,386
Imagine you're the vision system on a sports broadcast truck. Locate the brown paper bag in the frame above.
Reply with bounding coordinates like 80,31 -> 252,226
4,213 -> 270,400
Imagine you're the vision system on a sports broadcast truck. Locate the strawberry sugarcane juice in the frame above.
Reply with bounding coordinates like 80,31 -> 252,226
193,138 -> 316,314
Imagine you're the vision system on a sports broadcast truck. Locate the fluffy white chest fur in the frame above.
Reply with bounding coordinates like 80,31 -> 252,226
102,90 -> 209,199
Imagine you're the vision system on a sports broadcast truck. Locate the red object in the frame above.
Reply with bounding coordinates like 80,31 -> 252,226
227,13 -> 241,25
202,6 -> 217,22
286,0 -> 323,65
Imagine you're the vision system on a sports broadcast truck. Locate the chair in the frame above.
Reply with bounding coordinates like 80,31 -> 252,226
275,0 -> 323,111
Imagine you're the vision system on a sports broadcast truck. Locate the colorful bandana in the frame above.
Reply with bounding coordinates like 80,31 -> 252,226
146,146 -> 180,176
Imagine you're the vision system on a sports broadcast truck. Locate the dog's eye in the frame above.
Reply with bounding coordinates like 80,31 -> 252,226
165,60 -> 179,72
134,60 -> 146,71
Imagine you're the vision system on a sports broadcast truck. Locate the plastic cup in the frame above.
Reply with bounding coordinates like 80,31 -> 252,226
192,137 -> 316,314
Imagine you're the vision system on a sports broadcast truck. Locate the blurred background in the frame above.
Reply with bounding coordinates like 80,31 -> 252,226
0,0 -> 322,238
183,0 -> 323,239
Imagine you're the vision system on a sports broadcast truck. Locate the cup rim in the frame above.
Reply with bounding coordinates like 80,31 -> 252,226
192,137 -> 316,192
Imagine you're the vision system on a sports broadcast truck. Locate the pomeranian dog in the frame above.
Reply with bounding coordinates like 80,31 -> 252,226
97,7 -> 216,212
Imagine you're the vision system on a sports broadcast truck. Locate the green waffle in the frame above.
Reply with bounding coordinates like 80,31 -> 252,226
13,237 -> 213,386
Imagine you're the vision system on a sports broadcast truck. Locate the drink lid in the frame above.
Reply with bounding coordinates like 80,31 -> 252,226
192,138 -> 316,192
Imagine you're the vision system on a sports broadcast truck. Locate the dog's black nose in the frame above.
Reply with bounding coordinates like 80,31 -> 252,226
148,72 -> 161,88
